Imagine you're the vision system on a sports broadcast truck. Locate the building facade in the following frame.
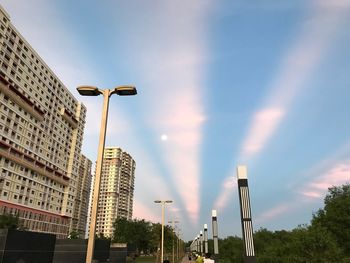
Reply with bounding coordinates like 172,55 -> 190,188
94,147 -> 136,238
0,5 -> 88,238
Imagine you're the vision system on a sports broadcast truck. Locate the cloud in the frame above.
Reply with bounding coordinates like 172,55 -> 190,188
256,158 -> 350,224
301,162 -> 350,200
256,203 -> 291,224
214,0 -> 350,211
107,0 -> 213,226
133,200 -> 159,223
214,177 -> 237,211
241,108 -> 284,158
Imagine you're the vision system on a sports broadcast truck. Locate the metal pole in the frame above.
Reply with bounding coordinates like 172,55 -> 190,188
86,89 -> 110,263
200,231 -> 203,254
161,202 -> 165,263
196,235 -> 200,253
195,237 -> 197,252
171,221 -> 175,263
204,224 -> 208,254
212,210 -> 219,262
237,166 -> 256,263
177,231 -> 179,260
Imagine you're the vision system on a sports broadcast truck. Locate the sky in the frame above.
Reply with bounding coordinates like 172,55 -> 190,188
1,0 -> 350,241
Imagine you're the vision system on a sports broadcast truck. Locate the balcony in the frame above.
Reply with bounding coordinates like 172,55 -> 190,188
0,140 -> 69,186
0,75 -> 45,121
60,107 -> 78,129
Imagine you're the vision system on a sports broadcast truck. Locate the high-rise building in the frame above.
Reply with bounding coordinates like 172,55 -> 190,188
71,154 -> 92,238
0,5 -> 88,238
94,147 -> 136,238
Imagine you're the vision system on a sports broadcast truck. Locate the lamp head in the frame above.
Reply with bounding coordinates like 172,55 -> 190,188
77,86 -> 101,96
113,85 -> 137,96
154,200 -> 161,203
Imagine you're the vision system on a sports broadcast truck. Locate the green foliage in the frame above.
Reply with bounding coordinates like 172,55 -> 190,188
312,184 -> 350,258
113,217 -> 180,255
0,213 -> 19,229
68,230 -> 80,239
291,224 -> 343,263
218,236 -> 244,263
254,228 -> 293,263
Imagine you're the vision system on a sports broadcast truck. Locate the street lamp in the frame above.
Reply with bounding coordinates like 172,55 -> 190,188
154,200 -> 173,263
176,228 -> 182,260
199,230 -> 203,254
212,210 -> 219,262
204,224 -> 208,254
168,220 -> 179,263
77,85 -> 137,263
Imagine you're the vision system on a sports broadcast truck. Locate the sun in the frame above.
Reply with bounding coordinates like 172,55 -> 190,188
161,134 -> 168,141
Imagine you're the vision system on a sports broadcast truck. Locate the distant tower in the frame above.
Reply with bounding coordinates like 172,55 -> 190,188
237,166 -> 256,263
70,154 -> 92,237
93,147 -> 136,238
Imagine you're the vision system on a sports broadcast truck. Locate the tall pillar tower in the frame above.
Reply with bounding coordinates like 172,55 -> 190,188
237,166 -> 256,263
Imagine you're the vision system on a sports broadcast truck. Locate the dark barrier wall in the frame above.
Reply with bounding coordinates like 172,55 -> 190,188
109,246 -> 127,263
53,239 -> 110,263
0,229 -> 56,263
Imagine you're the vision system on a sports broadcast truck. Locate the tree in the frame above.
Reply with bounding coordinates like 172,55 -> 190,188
254,228 -> 291,263
0,213 -> 19,229
218,236 -> 244,263
113,218 -> 155,254
68,230 -> 80,239
312,184 -> 350,258
289,224 -> 343,263
113,217 -> 130,243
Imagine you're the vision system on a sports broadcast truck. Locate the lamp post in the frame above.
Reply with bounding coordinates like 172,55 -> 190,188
176,228 -> 181,260
199,230 -> 203,254
212,210 -> 219,262
168,220 -> 179,263
196,234 -> 200,253
204,224 -> 208,254
237,166 -> 256,263
77,85 -> 137,263
155,200 -> 173,263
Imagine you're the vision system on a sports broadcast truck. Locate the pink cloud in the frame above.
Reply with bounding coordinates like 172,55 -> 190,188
242,0 -> 350,160
241,108 -> 284,157
214,176 -> 238,211
215,0 -> 350,212
256,204 -> 290,223
302,163 -> 350,200
133,200 -> 160,223
256,162 -> 350,224
114,0 -> 214,226
302,191 -> 322,199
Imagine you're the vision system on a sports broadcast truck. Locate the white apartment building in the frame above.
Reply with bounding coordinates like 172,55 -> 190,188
94,147 -> 136,238
0,5 -> 89,238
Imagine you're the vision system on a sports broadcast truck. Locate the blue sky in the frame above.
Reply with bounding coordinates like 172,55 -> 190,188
1,0 -> 350,241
